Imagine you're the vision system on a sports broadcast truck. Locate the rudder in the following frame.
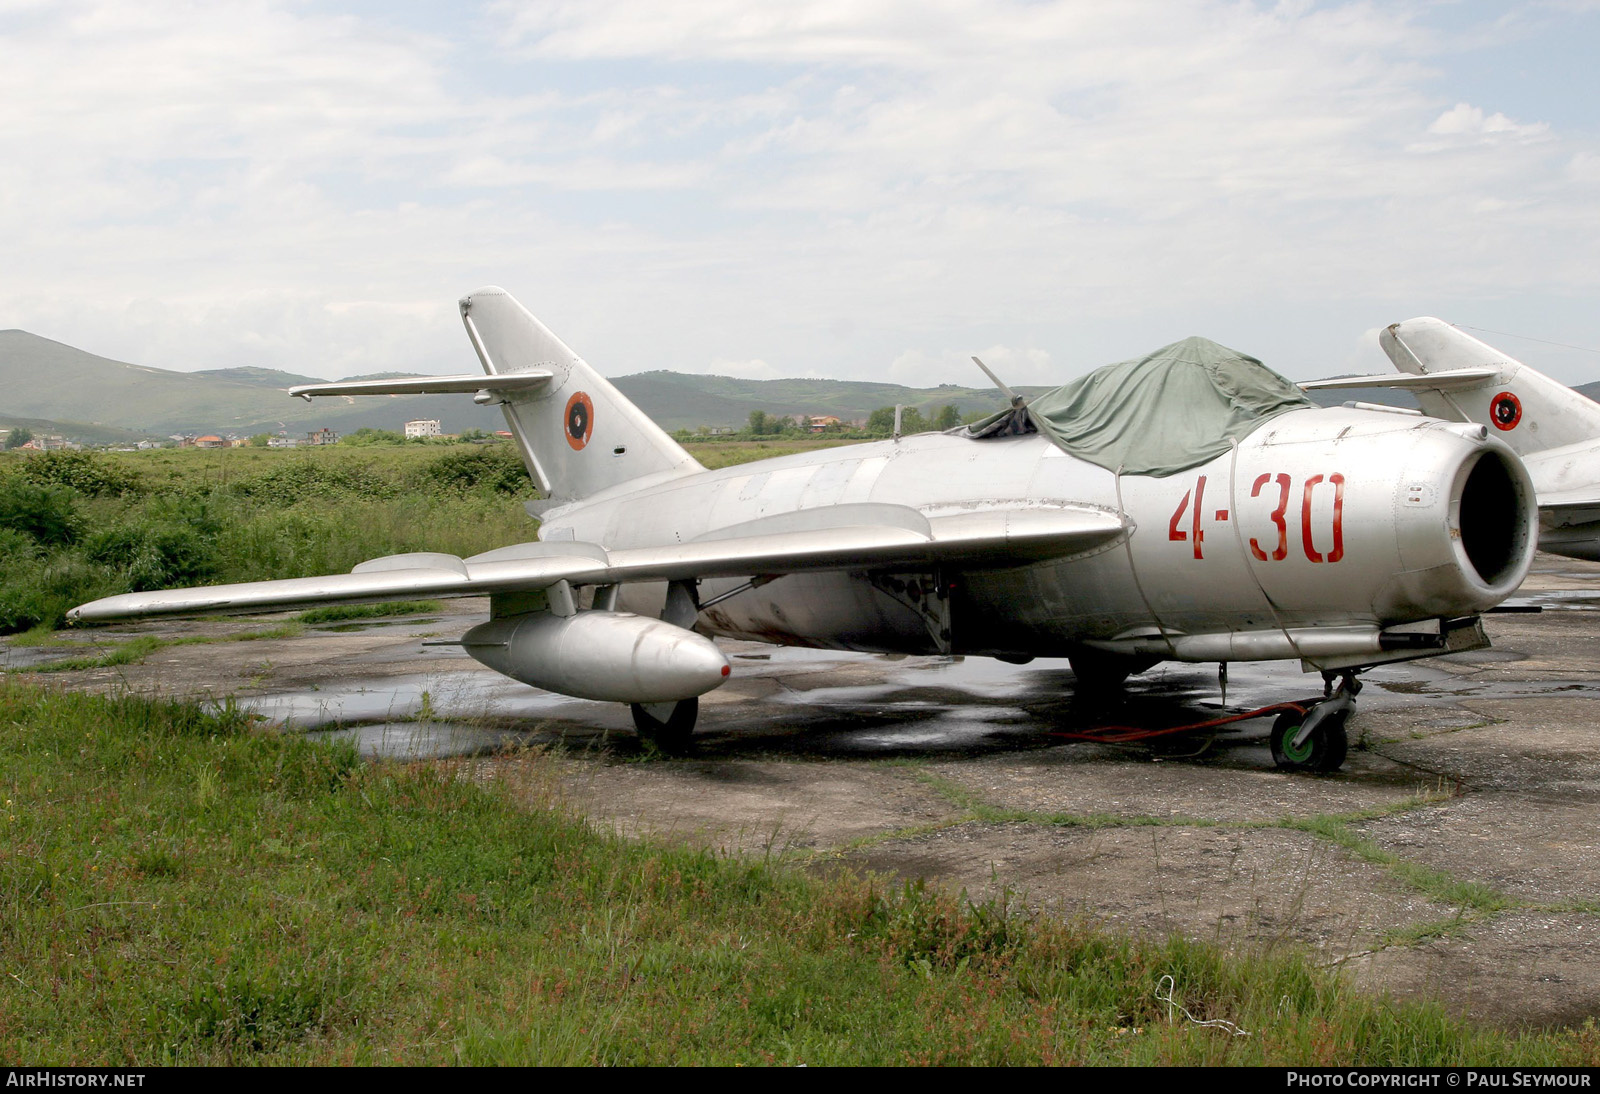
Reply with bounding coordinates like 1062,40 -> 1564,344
1381,317 -> 1600,456
460,286 -> 703,504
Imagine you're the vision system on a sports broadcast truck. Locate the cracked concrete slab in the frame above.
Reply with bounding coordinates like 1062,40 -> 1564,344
845,821 -> 1453,959
548,759 -> 963,855
920,751 -> 1448,823
1347,910 -> 1600,1029
1354,788 -> 1600,907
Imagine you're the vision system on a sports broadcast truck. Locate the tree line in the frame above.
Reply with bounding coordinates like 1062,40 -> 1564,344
678,404 -> 984,442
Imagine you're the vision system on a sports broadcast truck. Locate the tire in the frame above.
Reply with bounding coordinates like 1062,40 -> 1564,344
1270,707 -> 1348,773
630,697 -> 698,754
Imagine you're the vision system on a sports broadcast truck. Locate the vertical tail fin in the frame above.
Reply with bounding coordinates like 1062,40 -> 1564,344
1380,317 -> 1600,456
460,286 -> 702,504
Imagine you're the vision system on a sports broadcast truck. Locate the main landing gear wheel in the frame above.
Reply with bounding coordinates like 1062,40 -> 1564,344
1269,707 -> 1348,773
631,697 -> 698,755
1270,672 -> 1360,773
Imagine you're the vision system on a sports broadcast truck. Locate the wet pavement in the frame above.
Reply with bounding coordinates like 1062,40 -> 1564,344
11,558 -> 1600,1028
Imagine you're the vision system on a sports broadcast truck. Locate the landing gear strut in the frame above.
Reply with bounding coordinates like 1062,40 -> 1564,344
1270,671 -> 1361,773
631,697 -> 699,754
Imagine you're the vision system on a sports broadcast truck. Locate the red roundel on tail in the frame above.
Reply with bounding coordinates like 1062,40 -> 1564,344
1490,391 -> 1521,431
565,391 -> 594,450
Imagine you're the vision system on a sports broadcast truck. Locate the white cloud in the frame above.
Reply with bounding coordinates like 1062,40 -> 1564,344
0,1 -> 1596,386
1426,102 -> 1548,139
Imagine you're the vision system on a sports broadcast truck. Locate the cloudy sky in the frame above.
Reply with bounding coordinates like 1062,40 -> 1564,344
2,0 -> 1598,387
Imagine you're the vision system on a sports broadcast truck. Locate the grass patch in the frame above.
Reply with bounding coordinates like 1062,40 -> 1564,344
18,625 -> 304,674
1379,916 -> 1474,947
7,624 -> 77,649
2,680 -> 1593,1064
296,601 -> 443,625
1279,815 -> 1513,915
683,438 -> 866,470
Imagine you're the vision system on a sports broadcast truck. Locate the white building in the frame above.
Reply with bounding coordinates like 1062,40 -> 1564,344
405,419 -> 442,439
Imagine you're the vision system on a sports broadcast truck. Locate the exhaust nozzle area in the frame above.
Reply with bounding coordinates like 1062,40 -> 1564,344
1218,409 -> 1536,630
1378,429 -> 1536,621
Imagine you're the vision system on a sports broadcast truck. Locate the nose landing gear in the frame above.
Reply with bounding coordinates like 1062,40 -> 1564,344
1270,672 -> 1361,773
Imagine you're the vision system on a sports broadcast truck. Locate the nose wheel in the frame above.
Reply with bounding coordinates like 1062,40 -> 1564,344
1270,673 -> 1360,773
631,697 -> 699,755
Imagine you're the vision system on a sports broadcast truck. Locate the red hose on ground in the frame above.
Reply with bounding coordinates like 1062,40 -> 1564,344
1049,700 -> 1316,745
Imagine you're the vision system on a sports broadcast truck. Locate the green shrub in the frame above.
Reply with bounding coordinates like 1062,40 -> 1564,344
0,553 -> 120,633
341,428 -> 407,446
0,526 -> 38,562
0,478 -> 82,546
84,521 -> 218,591
146,492 -> 228,538
20,450 -> 143,497
228,462 -> 397,504
413,446 -> 532,496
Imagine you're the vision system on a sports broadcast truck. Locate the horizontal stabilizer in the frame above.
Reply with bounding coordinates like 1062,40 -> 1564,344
69,506 -> 1127,622
1299,367 -> 1500,394
287,372 -> 552,401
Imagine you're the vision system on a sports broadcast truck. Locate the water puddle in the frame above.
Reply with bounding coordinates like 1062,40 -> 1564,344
307,721 -> 527,759
190,629 -> 1557,760
0,645 -> 93,670
309,617 -> 443,633
1501,591 -> 1600,611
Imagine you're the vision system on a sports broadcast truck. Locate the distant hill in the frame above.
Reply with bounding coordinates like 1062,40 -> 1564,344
193,366 -> 326,388
1302,383 -> 1420,410
28,327 -> 1594,442
610,371 -> 1032,431
0,329 -> 1028,437
0,330 -> 508,437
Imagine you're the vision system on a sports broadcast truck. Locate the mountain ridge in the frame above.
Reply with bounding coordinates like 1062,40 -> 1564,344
0,329 -> 1024,437
6,328 -> 1594,441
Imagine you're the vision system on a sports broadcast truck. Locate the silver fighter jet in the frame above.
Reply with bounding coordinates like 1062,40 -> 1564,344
71,289 -> 1539,770
1304,319 -> 1600,562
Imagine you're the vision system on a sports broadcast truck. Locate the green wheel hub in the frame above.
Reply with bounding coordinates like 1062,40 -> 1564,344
1269,706 -> 1349,773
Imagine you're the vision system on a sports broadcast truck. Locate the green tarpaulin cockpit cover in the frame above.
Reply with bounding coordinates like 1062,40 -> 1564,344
966,335 -> 1315,477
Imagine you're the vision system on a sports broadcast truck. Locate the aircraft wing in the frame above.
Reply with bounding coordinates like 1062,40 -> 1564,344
1536,488 -> 1600,528
68,505 -> 1127,622
1298,367 -> 1500,393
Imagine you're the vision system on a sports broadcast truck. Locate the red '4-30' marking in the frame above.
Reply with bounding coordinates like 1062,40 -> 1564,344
1166,476 -> 1209,560
1171,472 -> 1344,562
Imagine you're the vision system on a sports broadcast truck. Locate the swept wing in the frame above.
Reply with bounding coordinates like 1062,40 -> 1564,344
68,504 -> 1126,622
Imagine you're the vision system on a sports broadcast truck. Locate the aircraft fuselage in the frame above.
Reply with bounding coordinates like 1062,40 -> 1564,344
541,406 -> 1534,666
